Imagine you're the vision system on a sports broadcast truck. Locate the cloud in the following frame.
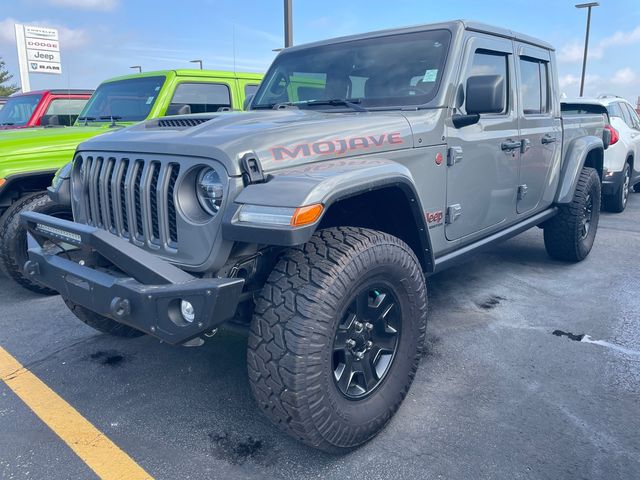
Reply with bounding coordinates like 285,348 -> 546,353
558,25 -> 640,64
611,67 -> 637,86
45,0 -> 118,11
0,17 -> 89,49
558,41 -> 602,63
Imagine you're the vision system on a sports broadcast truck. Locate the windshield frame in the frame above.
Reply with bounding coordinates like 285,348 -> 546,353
0,93 -> 43,126
76,75 -> 167,124
251,28 -> 452,112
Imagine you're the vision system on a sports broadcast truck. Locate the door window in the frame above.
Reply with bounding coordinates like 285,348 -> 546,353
167,83 -> 231,115
607,102 -> 624,119
244,84 -> 260,97
43,98 -> 88,126
519,58 -> 549,115
468,50 -> 509,114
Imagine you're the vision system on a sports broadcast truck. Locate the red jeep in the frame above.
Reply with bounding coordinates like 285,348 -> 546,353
0,89 -> 93,130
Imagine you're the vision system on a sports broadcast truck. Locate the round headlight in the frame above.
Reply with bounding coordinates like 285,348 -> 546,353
196,168 -> 224,216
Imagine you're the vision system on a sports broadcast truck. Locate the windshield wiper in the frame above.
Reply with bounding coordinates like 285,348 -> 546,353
1,122 -> 15,126
303,98 -> 368,112
77,116 -> 96,126
99,115 -> 124,127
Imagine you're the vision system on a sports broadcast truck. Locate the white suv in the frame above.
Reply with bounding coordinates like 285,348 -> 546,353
563,96 -> 640,212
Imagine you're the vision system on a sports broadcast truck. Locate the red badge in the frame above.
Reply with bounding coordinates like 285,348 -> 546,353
435,152 -> 443,165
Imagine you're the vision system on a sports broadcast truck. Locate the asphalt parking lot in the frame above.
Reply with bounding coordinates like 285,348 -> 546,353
1,194 -> 639,480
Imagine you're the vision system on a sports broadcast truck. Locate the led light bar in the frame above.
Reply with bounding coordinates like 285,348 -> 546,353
35,223 -> 82,244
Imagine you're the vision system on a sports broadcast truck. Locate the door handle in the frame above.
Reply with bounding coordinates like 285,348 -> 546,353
542,135 -> 557,144
501,140 -> 521,151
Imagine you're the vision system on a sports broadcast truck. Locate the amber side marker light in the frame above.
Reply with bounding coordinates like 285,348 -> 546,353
291,204 -> 324,227
0,179 -> 5,188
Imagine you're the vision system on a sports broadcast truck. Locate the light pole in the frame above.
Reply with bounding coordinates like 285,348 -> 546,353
190,59 -> 203,70
130,65 -> 142,73
575,2 -> 599,97
284,0 -> 293,47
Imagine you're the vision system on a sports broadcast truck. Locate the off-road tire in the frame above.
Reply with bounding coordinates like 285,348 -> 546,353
0,192 -> 72,295
544,167 -> 600,262
247,227 -> 428,453
603,162 -> 630,213
63,298 -> 145,338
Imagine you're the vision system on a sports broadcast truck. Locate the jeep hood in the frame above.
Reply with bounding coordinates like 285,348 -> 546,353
78,110 -> 421,176
0,124 -> 125,160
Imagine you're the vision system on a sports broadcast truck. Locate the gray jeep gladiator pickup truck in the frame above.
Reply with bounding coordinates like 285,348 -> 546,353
22,20 -> 606,452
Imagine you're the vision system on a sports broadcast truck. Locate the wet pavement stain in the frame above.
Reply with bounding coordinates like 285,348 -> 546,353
552,330 -> 585,342
89,350 -> 126,367
476,295 -> 506,310
208,432 -> 274,465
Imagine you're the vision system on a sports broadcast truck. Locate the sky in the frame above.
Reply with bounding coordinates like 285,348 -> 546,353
0,0 -> 639,104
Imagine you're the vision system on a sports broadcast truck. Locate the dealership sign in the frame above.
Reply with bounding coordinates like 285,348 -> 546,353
14,24 -> 62,91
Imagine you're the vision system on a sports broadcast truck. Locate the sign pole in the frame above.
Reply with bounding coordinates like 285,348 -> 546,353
14,24 -> 31,93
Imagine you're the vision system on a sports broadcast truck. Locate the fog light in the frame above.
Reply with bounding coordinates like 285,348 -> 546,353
180,300 -> 195,323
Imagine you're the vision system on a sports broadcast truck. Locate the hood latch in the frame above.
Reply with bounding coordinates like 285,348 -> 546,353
240,152 -> 266,185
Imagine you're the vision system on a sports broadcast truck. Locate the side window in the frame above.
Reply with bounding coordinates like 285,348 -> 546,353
628,104 -> 640,128
244,84 -> 260,98
519,57 -> 549,115
43,98 -> 87,126
167,83 -> 231,115
621,103 -> 637,128
469,50 -> 509,114
608,102 -> 623,119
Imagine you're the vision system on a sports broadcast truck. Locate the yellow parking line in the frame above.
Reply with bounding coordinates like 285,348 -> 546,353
0,346 -> 153,480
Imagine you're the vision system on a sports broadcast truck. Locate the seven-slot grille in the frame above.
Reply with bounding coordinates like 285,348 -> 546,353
75,155 -> 180,249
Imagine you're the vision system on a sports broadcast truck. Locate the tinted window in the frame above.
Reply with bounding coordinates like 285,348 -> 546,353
620,102 -> 638,128
519,58 -> 549,115
42,98 -> 88,126
168,83 -> 231,115
0,94 -> 42,126
469,51 -> 508,114
244,84 -> 260,98
252,29 -> 451,109
627,103 -> 640,127
80,76 -> 166,122
607,102 -> 624,119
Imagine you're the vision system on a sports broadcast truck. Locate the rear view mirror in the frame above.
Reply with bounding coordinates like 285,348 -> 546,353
243,94 -> 254,111
465,75 -> 505,115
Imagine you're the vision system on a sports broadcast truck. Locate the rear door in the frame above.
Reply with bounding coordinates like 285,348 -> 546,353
445,34 -> 519,241
514,43 -> 560,214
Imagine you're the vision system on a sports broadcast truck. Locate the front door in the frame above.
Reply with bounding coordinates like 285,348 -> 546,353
514,43 -> 560,214
445,34 -> 519,241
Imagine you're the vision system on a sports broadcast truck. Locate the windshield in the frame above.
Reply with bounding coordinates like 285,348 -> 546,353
78,76 -> 166,123
0,94 -> 42,126
252,29 -> 451,110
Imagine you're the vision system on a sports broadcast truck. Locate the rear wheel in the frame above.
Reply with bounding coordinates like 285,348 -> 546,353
544,167 -> 600,262
247,227 -> 428,453
603,162 -> 631,213
0,192 -> 72,294
63,298 -> 145,338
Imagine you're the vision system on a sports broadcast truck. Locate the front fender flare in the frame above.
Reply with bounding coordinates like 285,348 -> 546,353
222,157 -> 434,270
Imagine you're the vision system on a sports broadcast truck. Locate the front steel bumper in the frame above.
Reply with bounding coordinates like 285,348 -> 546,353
21,212 -> 244,345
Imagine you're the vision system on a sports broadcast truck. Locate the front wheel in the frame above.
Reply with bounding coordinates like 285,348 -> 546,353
247,227 -> 428,453
64,298 -> 145,338
544,167 -> 600,262
0,192 -> 72,294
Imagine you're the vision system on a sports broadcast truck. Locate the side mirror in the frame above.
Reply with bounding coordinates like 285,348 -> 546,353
466,75 -> 505,115
452,75 -> 505,128
41,115 -> 60,127
243,94 -> 254,111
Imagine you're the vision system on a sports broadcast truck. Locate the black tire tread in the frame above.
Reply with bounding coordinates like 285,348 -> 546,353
0,192 -> 60,295
63,298 -> 144,338
247,227 -> 427,453
544,167 -> 600,262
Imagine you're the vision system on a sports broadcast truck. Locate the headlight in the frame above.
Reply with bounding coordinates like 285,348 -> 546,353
196,167 -> 224,215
